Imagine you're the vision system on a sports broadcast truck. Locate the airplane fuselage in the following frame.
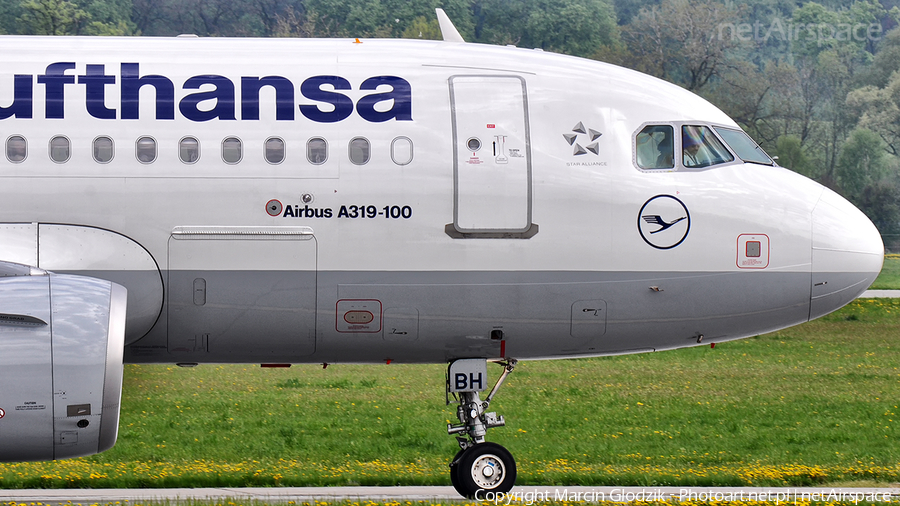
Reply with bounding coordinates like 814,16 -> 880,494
0,36 -> 883,365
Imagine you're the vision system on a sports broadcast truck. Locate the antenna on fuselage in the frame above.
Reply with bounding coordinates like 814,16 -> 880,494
436,8 -> 465,43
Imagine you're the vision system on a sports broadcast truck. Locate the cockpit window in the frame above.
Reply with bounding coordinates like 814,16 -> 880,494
682,125 -> 733,168
636,125 -> 674,170
713,127 -> 774,165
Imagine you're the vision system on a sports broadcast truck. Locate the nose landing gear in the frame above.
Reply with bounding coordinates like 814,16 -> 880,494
446,358 -> 517,498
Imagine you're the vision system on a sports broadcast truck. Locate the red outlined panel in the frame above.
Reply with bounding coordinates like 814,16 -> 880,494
336,299 -> 382,333
737,234 -> 770,269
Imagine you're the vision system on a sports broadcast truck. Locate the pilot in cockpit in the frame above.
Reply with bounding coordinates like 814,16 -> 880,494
655,135 -> 673,168
683,135 -> 703,167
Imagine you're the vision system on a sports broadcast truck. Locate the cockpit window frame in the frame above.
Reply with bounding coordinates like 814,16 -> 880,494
632,121 -> 744,173
680,124 -> 734,170
712,126 -> 775,166
634,123 -> 676,171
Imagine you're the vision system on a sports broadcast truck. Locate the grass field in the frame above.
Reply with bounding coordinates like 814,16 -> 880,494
871,255 -> 900,290
0,299 -> 897,490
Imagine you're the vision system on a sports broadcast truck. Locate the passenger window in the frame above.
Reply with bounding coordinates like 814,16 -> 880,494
49,136 -> 70,163
391,136 -> 413,165
265,137 -> 285,164
307,137 -> 327,165
179,136 -> 200,164
93,136 -> 114,163
682,125 -> 734,168
635,125 -> 674,169
6,135 -> 26,163
222,137 -> 242,164
349,137 -> 370,165
136,136 -> 157,164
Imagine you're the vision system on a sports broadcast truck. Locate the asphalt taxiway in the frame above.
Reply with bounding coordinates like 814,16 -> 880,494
1,486 -> 899,503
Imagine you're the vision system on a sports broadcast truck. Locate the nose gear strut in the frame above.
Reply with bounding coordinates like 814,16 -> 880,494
446,358 -> 517,498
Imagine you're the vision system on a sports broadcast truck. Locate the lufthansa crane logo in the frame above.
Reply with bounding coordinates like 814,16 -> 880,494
563,121 -> 602,156
638,195 -> 690,249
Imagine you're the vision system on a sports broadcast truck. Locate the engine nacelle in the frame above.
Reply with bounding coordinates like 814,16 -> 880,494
0,261 -> 126,462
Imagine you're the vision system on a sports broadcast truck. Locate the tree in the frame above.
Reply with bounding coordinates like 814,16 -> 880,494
301,0 -> 392,38
836,127 -> 890,197
18,0 -> 89,34
381,0 -> 472,39
0,0 -> 24,34
858,26 -> 900,89
521,0 -> 618,56
81,0 -> 133,31
401,16 -> 440,40
621,0 -> 740,91
709,60 -> 804,147
781,0 -> 884,186
774,134 -> 812,177
472,0 -> 618,57
848,69 -> 900,156
856,181 -> 900,250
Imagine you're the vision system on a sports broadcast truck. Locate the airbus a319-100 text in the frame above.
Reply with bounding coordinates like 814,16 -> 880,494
0,10 -> 884,498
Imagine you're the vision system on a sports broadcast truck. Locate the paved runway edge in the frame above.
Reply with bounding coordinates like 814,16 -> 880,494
2,486 -> 900,503
860,290 -> 900,298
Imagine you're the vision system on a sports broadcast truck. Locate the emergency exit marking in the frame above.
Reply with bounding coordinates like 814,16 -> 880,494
486,124 -> 495,128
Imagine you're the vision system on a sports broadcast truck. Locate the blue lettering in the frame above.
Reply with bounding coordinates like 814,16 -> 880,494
1,64 -> 411,124
357,76 -> 412,122
121,63 -> 175,120
299,75 -> 353,123
180,75 -> 236,122
37,62 -> 75,119
241,76 -> 294,121
78,64 -> 116,119
0,75 -> 33,120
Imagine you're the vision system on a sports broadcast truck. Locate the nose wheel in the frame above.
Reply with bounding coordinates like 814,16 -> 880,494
450,442 -> 517,498
446,359 -> 518,498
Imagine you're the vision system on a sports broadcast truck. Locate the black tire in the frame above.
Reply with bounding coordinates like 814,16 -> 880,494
452,442 -> 516,499
449,448 -> 467,496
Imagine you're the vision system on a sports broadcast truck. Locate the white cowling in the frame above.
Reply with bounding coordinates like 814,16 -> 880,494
0,261 -> 126,462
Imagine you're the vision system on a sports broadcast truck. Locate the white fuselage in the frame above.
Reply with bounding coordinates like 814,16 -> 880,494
0,36 -> 884,364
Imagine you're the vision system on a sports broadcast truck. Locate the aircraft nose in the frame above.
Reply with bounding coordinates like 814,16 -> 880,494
810,188 -> 884,319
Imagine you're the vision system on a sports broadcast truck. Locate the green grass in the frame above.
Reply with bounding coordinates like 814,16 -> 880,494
872,255 -> 900,289
0,299 -> 898,489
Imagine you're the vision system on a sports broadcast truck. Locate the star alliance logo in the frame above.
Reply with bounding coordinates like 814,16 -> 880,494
563,121 -> 602,156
